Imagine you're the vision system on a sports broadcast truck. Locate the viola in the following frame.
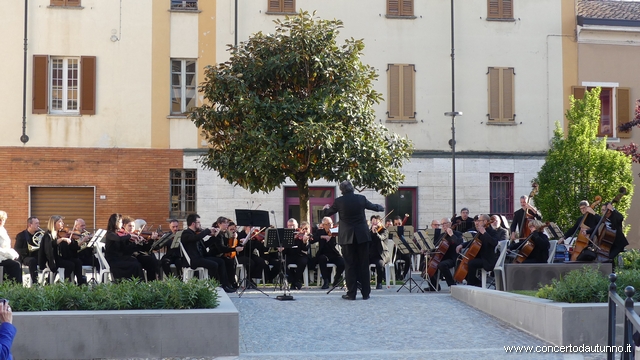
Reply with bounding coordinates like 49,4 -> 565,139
225,234 -> 239,259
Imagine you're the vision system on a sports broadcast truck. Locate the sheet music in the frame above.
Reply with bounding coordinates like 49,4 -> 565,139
388,226 -> 419,255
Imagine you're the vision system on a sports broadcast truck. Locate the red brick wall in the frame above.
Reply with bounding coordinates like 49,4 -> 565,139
0,147 -> 183,243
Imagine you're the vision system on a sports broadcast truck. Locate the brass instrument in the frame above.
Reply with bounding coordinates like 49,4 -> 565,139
29,228 -> 45,252
77,230 -> 92,250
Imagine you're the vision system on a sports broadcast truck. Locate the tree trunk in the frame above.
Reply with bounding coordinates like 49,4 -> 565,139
297,180 -> 310,225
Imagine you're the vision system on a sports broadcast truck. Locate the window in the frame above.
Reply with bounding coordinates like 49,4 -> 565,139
572,85 -> 632,138
385,187 -> 417,227
171,59 -> 197,115
284,187 -> 335,225
171,0 -> 198,10
30,186 -> 95,230
32,55 -> 96,115
488,67 -> 515,122
487,0 -> 513,20
387,64 -> 415,121
50,0 -> 81,6
170,169 -> 197,219
490,173 -> 514,220
267,0 -> 295,13
387,0 -> 414,17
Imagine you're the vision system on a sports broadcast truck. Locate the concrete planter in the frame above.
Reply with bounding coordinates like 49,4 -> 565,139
11,288 -> 239,359
452,285 -> 638,347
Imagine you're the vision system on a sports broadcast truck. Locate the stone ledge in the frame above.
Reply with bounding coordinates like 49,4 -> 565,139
11,287 -> 238,359
452,285 -> 639,346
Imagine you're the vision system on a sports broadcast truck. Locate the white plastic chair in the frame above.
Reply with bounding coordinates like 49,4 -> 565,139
39,267 -> 65,285
179,242 -> 209,281
94,242 -> 113,284
481,240 -> 509,289
384,239 -> 396,287
287,263 -> 309,288
547,240 -> 558,263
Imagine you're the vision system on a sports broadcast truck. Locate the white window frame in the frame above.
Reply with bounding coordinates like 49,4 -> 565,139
50,57 -> 80,114
582,81 -> 620,140
170,59 -> 197,115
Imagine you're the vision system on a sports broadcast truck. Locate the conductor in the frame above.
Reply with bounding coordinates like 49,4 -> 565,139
322,180 -> 384,300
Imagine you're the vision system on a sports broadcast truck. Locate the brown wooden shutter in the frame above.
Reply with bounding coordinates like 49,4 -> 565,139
401,0 -> 413,16
80,56 -> 96,115
572,86 -> 586,101
388,64 -> 400,119
33,55 -> 49,114
66,0 -> 81,6
268,0 -> 282,12
617,87 -> 632,138
488,67 -> 500,120
503,68 -> 515,121
31,187 -> 95,231
51,0 -> 65,6
402,65 -> 415,119
502,0 -> 513,18
488,0 -> 500,18
387,0 -> 400,16
283,0 -> 295,13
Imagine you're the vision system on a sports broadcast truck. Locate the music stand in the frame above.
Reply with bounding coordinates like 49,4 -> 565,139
235,209 -> 271,298
389,225 -> 423,293
266,228 -> 295,300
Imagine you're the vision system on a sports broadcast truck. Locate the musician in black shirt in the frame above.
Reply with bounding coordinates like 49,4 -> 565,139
510,196 -> 542,240
456,214 -> 499,287
509,219 -> 549,263
160,219 -> 183,278
427,218 -> 463,290
560,200 -> 601,242
368,215 -> 389,290
15,217 -> 41,283
452,207 -> 475,233
312,217 -> 345,289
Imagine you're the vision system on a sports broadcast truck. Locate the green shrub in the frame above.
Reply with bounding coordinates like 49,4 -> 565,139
0,277 -> 220,311
620,249 -> 640,270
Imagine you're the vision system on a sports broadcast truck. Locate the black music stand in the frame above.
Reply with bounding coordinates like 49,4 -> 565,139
235,209 -> 271,298
266,228 -> 295,300
390,225 -> 424,293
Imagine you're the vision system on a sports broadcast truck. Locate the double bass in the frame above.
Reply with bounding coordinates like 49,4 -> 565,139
591,187 -> 627,262
519,183 -> 539,239
570,196 -> 602,261
453,218 -> 494,283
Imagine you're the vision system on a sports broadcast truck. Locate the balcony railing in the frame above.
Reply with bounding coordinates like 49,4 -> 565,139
171,0 -> 198,10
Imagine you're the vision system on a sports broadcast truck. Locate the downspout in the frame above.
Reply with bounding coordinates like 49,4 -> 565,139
20,0 -> 29,144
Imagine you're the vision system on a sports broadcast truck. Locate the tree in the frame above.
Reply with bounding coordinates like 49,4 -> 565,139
533,87 -> 634,231
190,11 -> 413,223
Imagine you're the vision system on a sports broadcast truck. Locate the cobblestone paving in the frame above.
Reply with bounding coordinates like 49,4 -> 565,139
229,286 -> 612,360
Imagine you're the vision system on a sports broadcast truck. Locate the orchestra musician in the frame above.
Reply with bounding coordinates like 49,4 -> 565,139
122,217 -> 159,281
599,203 -> 628,268
312,216 -> 345,290
0,211 -> 22,284
559,200 -> 601,244
368,215 -> 389,290
72,218 -> 94,266
180,214 -> 235,293
455,214 -> 499,287
206,217 -> 244,289
452,208 -> 475,233
284,220 -> 311,290
426,218 -> 463,290
509,196 -> 542,241
508,219 -> 550,263
14,216 -> 41,283
491,215 -> 510,241
419,219 -> 442,275
104,213 -> 144,280
160,219 -> 183,278
39,215 -> 85,285
393,215 -> 412,281
237,226 -> 269,287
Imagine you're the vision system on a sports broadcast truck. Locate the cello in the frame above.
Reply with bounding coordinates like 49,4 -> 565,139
570,195 -> 602,261
453,217 -> 494,283
513,221 -> 547,263
591,187 -> 627,262
424,232 -> 450,278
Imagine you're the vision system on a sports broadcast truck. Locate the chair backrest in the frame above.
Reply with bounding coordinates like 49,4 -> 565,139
493,240 -> 509,270
179,242 -> 192,266
385,239 -> 396,264
94,242 -> 110,271
547,240 -> 558,263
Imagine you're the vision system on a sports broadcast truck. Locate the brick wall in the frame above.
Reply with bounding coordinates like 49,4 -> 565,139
0,147 -> 183,243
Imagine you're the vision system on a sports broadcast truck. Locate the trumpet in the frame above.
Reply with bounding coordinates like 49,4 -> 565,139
29,228 -> 45,252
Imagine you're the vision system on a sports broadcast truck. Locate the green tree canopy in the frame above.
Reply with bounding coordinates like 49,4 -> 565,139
533,87 -> 633,231
190,11 -> 413,222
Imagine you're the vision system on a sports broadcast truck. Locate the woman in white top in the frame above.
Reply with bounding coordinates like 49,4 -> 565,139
0,211 -> 23,284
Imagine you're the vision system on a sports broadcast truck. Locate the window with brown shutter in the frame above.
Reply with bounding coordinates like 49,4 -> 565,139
267,0 -> 296,13
487,0 -> 513,20
80,56 -> 96,115
617,88 -> 631,138
571,86 -> 632,138
487,67 -> 515,122
32,55 -> 49,114
387,0 -> 414,17
387,64 -> 416,121
50,0 -> 81,6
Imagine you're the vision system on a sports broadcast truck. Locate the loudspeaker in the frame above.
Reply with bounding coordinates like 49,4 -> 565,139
504,262 -> 612,291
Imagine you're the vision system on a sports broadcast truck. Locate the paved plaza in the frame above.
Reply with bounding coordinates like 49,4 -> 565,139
227,284 -> 610,360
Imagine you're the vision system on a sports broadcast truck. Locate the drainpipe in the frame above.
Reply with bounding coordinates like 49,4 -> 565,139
20,0 -> 29,144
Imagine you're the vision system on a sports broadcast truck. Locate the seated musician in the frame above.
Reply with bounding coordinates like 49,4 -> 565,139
508,219 -> 549,263
509,196 -> 542,241
180,214 -> 235,293
72,218 -> 94,266
204,217 -> 244,288
160,219 -> 183,278
559,200 -> 601,244
491,215 -> 510,241
452,208 -> 475,233
284,221 -> 311,290
312,217 -> 345,289
237,226 -> 269,287
14,216 -> 41,284
39,215 -> 85,285
393,215 -> 412,280
426,218 -> 463,290
122,217 -> 159,281
418,219 -> 442,276
455,214 -> 499,287
221,221 -> 251,287
600,203 -> 628,268
0,211 -> 22,284
368,215 -> 389,290
104,213 -> 144,280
